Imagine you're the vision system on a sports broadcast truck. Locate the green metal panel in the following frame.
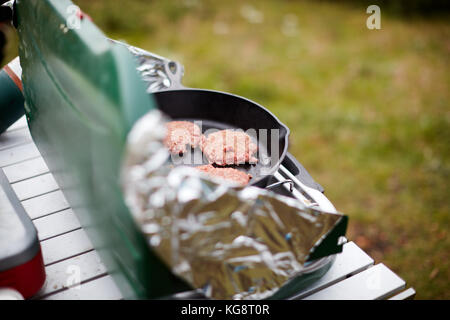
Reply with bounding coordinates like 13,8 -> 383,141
15,0 -> 190,299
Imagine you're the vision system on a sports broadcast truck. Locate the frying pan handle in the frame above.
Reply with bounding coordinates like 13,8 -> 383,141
283,152 -> 324,193
109,39 -> 185,92
163,59 -> 185,90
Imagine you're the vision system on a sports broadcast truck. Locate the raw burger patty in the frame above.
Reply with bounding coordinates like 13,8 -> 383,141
201,129 -> 258,165
195,165 -> 251,186
164,121 -> 203,154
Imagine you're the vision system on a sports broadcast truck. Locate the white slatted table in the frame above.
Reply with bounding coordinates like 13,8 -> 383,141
0,117 -> 415,300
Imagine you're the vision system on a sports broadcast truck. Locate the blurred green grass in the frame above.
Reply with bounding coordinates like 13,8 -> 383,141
4,0 -> 449,299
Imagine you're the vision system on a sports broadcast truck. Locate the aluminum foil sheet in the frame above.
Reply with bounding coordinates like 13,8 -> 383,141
121,110 -> 344,300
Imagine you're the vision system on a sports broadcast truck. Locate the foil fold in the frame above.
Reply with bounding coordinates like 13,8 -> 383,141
121,110 -> 343,300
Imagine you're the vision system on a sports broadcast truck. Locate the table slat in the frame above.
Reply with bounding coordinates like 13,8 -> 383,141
0,143 -> 41,167
40,229 -> 93,266
33,209 -> 81,241
3,157 -> 49,183
291,241 -> 374,299
35,250 -> 107,299
11,172 -> 58,201
303,263 -> 405,300
0,127 -> 32,151
43,275 -> 122,300
6,116 -> 27,132
388,288 -> 416,300
21,190 -> 70,219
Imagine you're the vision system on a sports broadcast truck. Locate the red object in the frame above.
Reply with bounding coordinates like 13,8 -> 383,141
0,248 -> 46,299
76,9 -> 92,22
3,63 -> 23,91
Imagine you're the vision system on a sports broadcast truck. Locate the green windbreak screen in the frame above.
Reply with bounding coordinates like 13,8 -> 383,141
15,0 -> 189,299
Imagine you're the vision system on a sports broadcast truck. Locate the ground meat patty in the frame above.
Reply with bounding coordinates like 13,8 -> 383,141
195,165 -> 252,186
164,121 -> 203,154
201,129 -> 258,165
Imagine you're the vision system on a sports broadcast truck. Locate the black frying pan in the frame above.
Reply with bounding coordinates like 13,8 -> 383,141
153,89 -> 290,188
114,40 -> 291,187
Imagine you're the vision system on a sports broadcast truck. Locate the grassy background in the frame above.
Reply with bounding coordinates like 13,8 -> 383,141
2,0 -> 449,299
